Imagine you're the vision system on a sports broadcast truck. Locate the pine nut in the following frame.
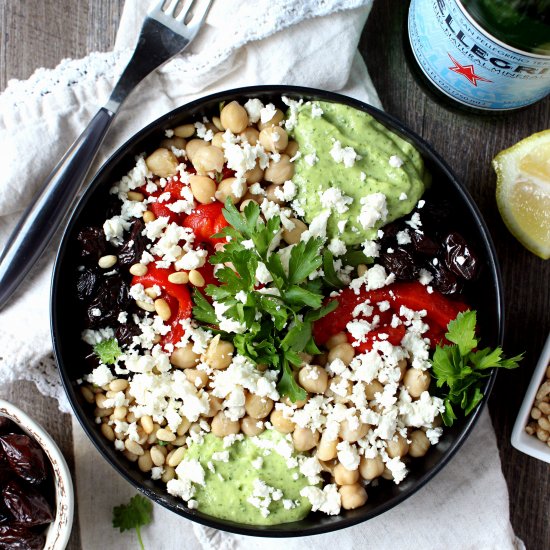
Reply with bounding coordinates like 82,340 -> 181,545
167,447 -> 186,467
94,407 -> 114,418
174,124 -> 195,138
101,423 -> 115,442
123,450 -> 139,462
127,191 -> 145,202
127,411 -> 137,423
141,415 -> 154,434
168,272 -> 189,284
136,300 -> 156,312
129,263 -> 148,276
156,428 -> 176,442
177,417 -> 191,436
531,407 -> 542,420
145,287 -> 160,298
80,386 -> 95,404
98,255 -> 117,269
113,406 -> 128,421
125,439 -> 144,456
95,393 -> 108,408
189,269 -> 205,287
138,451 -> 154,472
155,298 -> 172,321
151,446 -> 166,466
162,466 -> 176,483
143,210 -> 156,223
109,379 -> 129,392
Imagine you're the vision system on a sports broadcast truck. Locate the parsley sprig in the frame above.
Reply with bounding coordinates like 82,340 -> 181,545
112,494 -> 153,550
93,338 -> 122,365
192,199 -> 337,401
431,310 -> 522,426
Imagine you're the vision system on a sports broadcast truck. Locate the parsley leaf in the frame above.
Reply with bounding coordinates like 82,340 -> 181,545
93,338 -> 121,365
112,494 -> 153,550
191,198 -> 335,402
322,250 -> 345,289
431,310 -> 523,426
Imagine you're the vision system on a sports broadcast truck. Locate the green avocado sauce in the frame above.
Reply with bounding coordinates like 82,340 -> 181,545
290,100 -> 427,245
184,430 -> 314,525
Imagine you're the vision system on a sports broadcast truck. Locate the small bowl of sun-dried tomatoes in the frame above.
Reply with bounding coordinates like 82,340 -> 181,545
0,399 -> 74,549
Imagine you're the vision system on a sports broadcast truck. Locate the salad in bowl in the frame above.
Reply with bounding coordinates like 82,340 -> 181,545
52,87 -> 517,534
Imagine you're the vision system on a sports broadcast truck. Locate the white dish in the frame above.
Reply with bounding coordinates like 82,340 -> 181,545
511,332 -> 550,463
0,399 -> 74,549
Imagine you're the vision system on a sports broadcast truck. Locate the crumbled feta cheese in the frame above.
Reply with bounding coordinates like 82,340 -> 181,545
330,140 -> 360,168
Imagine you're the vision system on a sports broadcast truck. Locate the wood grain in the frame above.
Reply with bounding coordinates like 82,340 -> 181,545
0,0 -> 548,549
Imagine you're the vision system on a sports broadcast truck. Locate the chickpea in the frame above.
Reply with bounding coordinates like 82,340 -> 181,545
270,409 -> 296,434
381,467 -> 394,480
403,368 -> 431,398
145,148 -> 179,178
245,393 -> 274,419
264,154 -> 294,185
185,138 -> 208,162
220,101 -> 249,133
386,434 -> 409,458
265,183 -> 284,206
409,430 -> 431,457
203,396 -> 223,418
334,463 -> 360,486
185,369 -> 209,389
326,332 -> 348,350
240,199 -> 256,212
280,396 -> 308,408
241,416 -> 265,436
539,416 -> 550,432
259,126 -> 288,153
201,335 -> 234,370
160,136 -> 186,151
339,419 -> 369,442
240,127 -> 260,144
316,433 -> 338,461
359,455 -> 385,480
190,174 -> 216,204
285,140 -> 299,157
292,427 -> 319,452
170,344 -> 200,369
325,376 -> 352,403
282,218 -> 307,245
328,342 -> 355,366
257,108 -> 284,130
215,177 -> 247,204
244,163 -> 264,184
538,402 -> 550,415
173,124 -> 195,138
298,365 -> 329,394
363,380 -> 383,400
211,132 -> 224,148
339,484 -> 368,510
211,411 -> 240,438
192,145 -> 224,174
397,358 -> 407,381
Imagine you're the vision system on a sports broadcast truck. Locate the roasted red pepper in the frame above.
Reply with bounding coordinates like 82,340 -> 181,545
314,281 -> 468,350
183,202 -> 229,246
132,263 -> 192,347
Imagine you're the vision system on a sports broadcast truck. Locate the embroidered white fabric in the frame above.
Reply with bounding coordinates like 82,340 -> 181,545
0,0 -> 379,412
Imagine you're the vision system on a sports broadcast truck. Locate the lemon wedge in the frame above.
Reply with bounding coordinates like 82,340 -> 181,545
493,130 -> 550,259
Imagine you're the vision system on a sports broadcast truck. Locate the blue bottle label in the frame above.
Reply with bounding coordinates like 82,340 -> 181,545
408,0 -> 550,110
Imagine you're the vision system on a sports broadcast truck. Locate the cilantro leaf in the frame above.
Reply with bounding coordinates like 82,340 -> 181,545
113,494 -> 153,550
431,309 -> 522,426
445,310 -> 477,356
93,338 -> 121,365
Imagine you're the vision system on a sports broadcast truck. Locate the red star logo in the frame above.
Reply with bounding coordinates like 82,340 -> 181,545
448,54 -> 492,86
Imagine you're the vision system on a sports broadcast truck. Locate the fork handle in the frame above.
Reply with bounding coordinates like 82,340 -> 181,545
0,107 -> 115,310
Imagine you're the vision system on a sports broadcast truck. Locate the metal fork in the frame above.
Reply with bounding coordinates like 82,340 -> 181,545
0,0 -> 213,309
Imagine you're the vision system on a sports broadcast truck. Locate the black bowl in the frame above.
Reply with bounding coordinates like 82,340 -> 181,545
51,85 -> 503,537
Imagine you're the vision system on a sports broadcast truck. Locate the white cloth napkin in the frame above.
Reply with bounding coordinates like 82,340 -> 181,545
0,0 -> 522,548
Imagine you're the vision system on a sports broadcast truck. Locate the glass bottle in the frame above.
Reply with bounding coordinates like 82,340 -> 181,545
406,0 -> 550,112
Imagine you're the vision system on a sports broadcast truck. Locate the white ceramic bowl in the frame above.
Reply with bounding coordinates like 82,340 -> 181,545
0,399 -> 74,549
511,332 -> 550,463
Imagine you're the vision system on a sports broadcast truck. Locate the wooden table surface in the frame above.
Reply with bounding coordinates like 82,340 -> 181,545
1,1 -> 548,549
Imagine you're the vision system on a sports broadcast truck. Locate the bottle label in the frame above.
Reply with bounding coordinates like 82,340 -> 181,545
408,0 -> 550,110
